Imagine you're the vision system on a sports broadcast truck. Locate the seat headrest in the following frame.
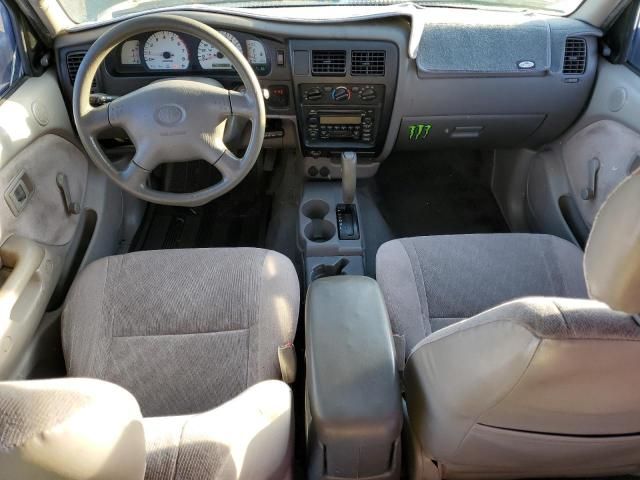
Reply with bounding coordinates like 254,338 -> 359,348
584,170 -> 640,314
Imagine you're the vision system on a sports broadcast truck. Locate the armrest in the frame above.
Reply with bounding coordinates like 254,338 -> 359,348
305,275 -> 402,480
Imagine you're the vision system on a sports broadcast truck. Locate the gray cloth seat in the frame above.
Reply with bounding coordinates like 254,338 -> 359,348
376,174 -> 640,479
377,233 -> 588,358
63,247 -> 299,417
0,248 -> 299,480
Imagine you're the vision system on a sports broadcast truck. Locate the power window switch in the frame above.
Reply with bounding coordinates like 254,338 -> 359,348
4,171 -> 34,217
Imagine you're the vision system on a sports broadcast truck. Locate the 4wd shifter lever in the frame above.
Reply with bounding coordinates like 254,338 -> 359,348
341,151 -> 357,204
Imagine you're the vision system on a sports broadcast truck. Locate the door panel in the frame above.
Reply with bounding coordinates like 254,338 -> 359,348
0,132 -> 87,246
0,70 -> 89,377
562,117 -> 640,229
561,60 -> 640,228
526,59 -> 640,246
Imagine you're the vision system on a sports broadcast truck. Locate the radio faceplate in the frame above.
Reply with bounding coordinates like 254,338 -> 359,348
304,107 -> 378,145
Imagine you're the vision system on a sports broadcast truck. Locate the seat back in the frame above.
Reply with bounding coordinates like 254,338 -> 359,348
404,172 -> 640,479
0,378 -> 145,480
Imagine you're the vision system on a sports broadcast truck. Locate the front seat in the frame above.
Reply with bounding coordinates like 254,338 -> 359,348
0,248 -> 300,480
376,172 -> 640,479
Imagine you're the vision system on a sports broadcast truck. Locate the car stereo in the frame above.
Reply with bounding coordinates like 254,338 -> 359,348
304,108 -> 376,144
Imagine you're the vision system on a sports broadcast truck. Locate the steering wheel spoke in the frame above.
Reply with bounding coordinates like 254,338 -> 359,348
213,150 -> 244,182
119,159 -> 151,190
229,90 -> 257,119
82,104 -> 111,136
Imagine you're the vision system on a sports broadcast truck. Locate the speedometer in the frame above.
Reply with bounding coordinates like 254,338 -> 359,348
197,32 -> 243,70
143,31 -> 189,70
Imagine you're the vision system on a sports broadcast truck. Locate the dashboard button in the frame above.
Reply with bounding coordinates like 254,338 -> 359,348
268,85 -> 289,108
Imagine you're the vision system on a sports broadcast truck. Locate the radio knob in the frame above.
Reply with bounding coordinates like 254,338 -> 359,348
331,86 -> 351,102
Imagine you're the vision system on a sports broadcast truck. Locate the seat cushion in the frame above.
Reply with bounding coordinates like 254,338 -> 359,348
376,234 -> 587,357
62,248 -> 299,417
143,380 -> 293,480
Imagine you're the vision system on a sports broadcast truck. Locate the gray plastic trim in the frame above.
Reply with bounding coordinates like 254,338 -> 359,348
298,182 -> 363,258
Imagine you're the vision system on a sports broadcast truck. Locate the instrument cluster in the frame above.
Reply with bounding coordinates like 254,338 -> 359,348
113,29 -> 270,76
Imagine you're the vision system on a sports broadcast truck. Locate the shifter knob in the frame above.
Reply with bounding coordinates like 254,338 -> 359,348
341,151 -> 357,204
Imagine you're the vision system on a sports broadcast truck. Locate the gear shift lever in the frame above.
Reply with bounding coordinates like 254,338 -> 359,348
341,151 -> 357,204
337,152 -> 360,240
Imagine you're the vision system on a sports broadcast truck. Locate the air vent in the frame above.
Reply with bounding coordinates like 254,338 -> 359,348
312,50 -> 346,76
563,38 -> 587,75
351,50 -> 386,76
66,51 -> 97,91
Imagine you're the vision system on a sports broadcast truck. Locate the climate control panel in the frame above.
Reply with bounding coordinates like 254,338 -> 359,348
301,84 -> 384,105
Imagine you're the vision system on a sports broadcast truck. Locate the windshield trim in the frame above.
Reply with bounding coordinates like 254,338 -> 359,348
59,1 -> 577,32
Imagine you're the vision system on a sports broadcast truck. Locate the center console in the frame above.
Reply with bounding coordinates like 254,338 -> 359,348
289,40 -> 398,158
306,276 -> 402,480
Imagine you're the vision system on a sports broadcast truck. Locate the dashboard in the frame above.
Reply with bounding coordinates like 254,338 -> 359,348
108,30 -> 271,76
55,7 -> 601,166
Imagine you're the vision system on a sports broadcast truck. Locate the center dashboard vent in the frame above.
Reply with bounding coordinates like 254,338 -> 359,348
351,50 -> 386,76
563,38 -> 587,75
66,51 -> 97,91
312,50 -> 346,76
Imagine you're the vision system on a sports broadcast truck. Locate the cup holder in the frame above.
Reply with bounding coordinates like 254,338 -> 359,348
302,200 -> 330,220
304,219 -> 336,243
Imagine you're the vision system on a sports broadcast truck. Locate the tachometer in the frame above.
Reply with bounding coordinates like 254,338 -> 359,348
246,40 -> 267,65
143,31 -> 189,70
197,32 -> 242,70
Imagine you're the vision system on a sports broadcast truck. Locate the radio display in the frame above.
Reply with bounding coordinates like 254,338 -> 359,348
320,116 -> 361,125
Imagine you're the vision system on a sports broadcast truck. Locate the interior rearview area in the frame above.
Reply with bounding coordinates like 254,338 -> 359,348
0,0 -> 639,479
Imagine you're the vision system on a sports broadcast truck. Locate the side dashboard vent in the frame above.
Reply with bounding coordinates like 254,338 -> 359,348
351,50 -> 385,76
312,50 -> 346,76
66,51 -> 97,91
563,38 -> 587,75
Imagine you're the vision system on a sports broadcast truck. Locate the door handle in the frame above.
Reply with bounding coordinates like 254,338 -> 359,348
581,157 -> 601,201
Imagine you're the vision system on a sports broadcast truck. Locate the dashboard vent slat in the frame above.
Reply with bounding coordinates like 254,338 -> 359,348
66,51 -> 97,91
563,38 -> 587,75
351,50 -> 386,76
312,50 -> 346,76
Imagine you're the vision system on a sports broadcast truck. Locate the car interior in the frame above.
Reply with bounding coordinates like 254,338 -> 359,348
0,0 -> 639,479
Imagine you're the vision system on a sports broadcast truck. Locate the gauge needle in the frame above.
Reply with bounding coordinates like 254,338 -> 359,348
148,51 -> 174,58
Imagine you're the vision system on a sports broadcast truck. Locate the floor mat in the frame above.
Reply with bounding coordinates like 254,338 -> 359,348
131,160 -> 272,251
371,150 -> 509,238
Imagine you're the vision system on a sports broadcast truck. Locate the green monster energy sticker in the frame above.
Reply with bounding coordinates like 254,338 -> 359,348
408,123 -> 432,141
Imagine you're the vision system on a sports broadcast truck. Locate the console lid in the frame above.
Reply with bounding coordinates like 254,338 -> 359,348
306,276 -> 402,480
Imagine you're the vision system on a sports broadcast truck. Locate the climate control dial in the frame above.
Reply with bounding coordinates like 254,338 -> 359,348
331,86 -> 352,102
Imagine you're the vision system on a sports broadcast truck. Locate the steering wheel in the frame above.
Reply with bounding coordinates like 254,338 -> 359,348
72,14 -> 266,207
